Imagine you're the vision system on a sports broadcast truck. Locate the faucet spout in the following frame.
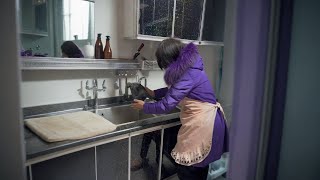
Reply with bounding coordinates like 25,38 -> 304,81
92,79 -> 98,110
138,77 -> 147,87
123,76 -> 131,101
85,79 -> 107,112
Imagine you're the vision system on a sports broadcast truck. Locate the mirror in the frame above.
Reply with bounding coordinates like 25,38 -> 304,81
20,0 -> 95,57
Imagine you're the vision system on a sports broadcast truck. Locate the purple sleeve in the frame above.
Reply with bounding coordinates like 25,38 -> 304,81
154,87 -> 168,99
143,73 -> 193,114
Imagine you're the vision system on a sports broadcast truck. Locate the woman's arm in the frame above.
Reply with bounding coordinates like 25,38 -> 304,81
144,86 -> 155,98
132,87 -> 169,110
143,73 -> 193,114
153,87 -> 168,99
144,87 -> 168,99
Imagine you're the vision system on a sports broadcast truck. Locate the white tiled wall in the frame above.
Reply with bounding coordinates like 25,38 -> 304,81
20,0 -> 221,108
21,70 -> 166,107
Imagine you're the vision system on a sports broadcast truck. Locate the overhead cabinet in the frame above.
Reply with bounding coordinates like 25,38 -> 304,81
21,0 -> 48,36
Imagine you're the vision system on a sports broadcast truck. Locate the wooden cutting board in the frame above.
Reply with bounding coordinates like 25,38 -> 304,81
25,111 -> 117,142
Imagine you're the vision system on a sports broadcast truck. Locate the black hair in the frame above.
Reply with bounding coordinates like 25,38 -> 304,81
155,38 -> 185,69
61,41 -> 84,58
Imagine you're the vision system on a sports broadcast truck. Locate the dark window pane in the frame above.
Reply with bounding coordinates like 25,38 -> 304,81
174,0 -> 204,40
202,0 -> 226,42
139,0 -> 174,37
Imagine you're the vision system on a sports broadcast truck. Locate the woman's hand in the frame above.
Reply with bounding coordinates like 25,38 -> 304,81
131,99 -> 145,110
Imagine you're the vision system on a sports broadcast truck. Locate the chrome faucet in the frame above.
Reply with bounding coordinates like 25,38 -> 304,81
138,76 -> 147,87
118,73 -> 143,102
86,79 -> 106,111
123,74 -> 130,101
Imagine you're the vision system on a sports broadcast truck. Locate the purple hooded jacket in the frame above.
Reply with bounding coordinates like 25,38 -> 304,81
143,43 -> 229,167
143,43 -> 216,114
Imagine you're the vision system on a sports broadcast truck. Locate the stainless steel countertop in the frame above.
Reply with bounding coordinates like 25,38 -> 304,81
24,107 -> 180,161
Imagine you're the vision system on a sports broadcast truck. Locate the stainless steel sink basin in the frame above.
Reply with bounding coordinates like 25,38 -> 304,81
97,105 -> 155,125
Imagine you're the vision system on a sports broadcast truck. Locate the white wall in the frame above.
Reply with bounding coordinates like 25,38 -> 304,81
0,0 -> 26,179
20,0 -> 221,108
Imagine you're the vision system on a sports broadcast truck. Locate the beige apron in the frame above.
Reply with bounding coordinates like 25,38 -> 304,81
171,97 -> 225,166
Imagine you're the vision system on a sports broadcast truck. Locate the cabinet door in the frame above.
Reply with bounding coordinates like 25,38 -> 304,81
201,0 -> 226,42
21,0 -> 34,32
139,0 -> 174,37
31,148 -> 96,180
34,2 -> 48,33
20,0 -> 48,34
97,138 -> 129,180
130,130 -> 162,180
174,0 -> 204,40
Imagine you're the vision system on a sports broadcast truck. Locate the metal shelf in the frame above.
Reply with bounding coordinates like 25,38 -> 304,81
20,57 -> 141,70
20,31 -> 48,37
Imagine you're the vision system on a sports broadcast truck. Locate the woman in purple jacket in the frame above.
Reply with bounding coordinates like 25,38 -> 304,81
132,38 -> 229,180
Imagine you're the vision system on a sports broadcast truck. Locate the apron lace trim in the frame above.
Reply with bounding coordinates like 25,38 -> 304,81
171,140 -> 212,166
170,98 -> 226,166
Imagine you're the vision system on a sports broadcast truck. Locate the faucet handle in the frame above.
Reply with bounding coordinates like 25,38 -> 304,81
93,79 -> 98,87
102,80 -> 106,90
85,80 -> 90,90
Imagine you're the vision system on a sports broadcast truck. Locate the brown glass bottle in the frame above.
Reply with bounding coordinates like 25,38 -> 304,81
94,33 -> 104,59
104,36 -> 112,59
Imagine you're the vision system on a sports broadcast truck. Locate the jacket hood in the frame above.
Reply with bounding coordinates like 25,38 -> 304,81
164,43 -> 203,85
